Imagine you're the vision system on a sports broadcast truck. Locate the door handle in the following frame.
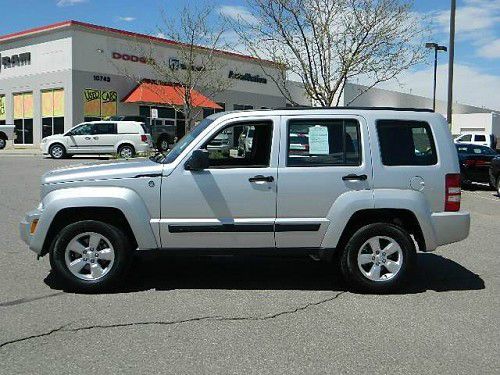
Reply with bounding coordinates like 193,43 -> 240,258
85,137 -> 91,140
249,175 -> 274,183
342,174 -> 368,181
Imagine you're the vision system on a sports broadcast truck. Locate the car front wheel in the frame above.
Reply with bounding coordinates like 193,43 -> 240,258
496,177 -> 500,197
49,144 -> 66,159
340,223 -> 416,293
49,220 -> 132,292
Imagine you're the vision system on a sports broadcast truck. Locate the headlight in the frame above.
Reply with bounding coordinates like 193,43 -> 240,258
37,202 -> 44,211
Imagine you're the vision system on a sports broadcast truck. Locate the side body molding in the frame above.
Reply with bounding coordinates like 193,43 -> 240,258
30,186 -> 159,253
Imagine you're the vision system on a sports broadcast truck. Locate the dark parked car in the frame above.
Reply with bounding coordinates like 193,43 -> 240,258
456,144 -> 498,188
109,115 -> 177,152
489,155 -> 500,196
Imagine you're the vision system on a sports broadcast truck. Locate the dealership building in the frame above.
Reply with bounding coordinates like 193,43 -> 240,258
0,20 -> 308,146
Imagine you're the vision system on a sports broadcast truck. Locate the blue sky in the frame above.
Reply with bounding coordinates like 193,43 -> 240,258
0,0 -> 499,109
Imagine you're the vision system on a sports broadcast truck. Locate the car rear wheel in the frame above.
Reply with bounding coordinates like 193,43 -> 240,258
158,137 -> 170,152
118,144 -> 135,159
496,177 -> 500,196
49,144 -> 66,159
0,137 -> 6,150
49,220 -> 132,292
340,223 -> 416,293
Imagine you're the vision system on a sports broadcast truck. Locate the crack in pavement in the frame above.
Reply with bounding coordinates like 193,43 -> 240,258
0,291 -> 346,350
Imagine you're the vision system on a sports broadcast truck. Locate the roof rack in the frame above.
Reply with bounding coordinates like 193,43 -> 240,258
273,106 -> 435,113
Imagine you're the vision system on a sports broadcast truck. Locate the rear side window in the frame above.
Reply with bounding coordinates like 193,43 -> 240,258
377,120 -> 437,166
474,134 -> 486,142
93,122 -> 117,135
287,119 -> 361,167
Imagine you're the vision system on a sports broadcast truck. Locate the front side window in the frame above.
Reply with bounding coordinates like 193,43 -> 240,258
460,134 -> 472,142
69,123 -> 93,136
377,120 -> 437,166
287,119 -> 361,167
204,121 -> 273,168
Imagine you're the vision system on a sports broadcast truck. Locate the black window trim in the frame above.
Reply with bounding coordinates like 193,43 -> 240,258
376,119 -> 438,167
285,118 -> 362,168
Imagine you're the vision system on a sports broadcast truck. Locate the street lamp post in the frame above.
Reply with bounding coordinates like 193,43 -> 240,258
425,43 -> 447,112
447,0 -> 457,125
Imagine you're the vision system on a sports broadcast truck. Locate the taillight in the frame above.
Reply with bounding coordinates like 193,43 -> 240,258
445,173 -> 461,212
141,135 -> 148,142
463,159 -> 475,168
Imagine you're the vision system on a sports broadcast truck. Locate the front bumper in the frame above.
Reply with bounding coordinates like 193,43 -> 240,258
430,211 -> 470,247
19,207 -> 43,254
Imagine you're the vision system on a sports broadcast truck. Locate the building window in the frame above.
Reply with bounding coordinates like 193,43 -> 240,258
13,92 -> 33,144
233,104 -> 253,111
0,95 -> 5,125
42,89 -> 65,138
203,102 -> 226,118
83,89 -> 117,121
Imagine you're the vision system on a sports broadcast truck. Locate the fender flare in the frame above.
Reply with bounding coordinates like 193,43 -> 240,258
31,186 -> 158,253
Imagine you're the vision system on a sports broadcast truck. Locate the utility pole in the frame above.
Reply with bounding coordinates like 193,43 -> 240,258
447,0 -> 457,125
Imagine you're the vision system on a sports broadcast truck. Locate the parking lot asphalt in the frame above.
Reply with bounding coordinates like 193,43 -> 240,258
0,156 -> 499,374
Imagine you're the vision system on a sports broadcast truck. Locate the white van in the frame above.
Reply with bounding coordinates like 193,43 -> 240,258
41,121 -> 152,159
454,132 -> 497,149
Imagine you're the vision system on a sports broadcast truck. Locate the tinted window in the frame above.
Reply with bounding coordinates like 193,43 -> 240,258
377,120 -> 437,166
474,134 -> 486,142
69,123 -> 93,136
93,123 -> 117,135
460,134 -> 472,142
204,122 -> 273,168
287,119 -> 361,167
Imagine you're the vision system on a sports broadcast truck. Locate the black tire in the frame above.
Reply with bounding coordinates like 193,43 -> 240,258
496,177 -> 500,197
118,144 -> 135,159
340,223 -> 416,293
49,220 -> 133,292
49,143 -> 66,159
157,137 -> 170,152
0,136 -> 6,150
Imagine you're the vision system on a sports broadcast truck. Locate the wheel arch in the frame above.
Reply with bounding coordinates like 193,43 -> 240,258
335,208 -> 426,254
0,131 -> 7,140
33,186 -> 159,256
42,207 -> 137,256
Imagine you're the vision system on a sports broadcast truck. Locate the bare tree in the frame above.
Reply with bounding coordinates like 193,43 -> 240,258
118,3 -> 234,131
230,0 -> 429,106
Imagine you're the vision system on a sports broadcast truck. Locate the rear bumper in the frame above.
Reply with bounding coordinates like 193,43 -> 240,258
430,211 -> 470,247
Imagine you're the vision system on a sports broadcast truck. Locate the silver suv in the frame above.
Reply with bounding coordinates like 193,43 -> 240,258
20,108 -> 470,292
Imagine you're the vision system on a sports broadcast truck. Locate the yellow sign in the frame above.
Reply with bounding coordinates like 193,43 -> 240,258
83,89 -> 101,117
0,96 -> 5,121
13,93 -> 23,119
84,89 -> 117,117
100,90 -> 117,117
23,93 -> 33,119
53,89 -> 64,117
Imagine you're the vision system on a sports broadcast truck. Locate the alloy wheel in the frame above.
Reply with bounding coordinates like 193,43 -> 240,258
0,139 -> 6,150
51,145 -> 64,159
120,147 -> 133,159
357,236 -> 403,282
64,232 -> 115,281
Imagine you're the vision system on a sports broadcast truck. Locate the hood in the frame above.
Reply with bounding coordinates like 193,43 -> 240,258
42,134 -> 65,142
42,159 -> 164,185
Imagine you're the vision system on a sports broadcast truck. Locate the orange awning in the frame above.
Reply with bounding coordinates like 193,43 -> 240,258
122,81 -> 222,109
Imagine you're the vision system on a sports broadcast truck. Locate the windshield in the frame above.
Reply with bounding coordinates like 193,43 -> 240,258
161,117 -> 215,163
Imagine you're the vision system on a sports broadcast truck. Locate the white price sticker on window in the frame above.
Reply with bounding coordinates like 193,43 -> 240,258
308,126 -> 329,154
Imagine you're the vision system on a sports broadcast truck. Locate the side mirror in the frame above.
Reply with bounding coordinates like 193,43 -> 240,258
185,149 -> 210,171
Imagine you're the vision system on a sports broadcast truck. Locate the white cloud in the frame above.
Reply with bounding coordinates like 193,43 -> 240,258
155,32 -> 166,39
377,63 -> 500,111
117,16 -> 136,22
218,5 -> 258,24
477,39 -> 500,59
57,0 -> 87,6
433,0 -> 500,58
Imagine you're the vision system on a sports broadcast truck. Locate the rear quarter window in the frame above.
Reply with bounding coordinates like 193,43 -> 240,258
377,120 -> 437,166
